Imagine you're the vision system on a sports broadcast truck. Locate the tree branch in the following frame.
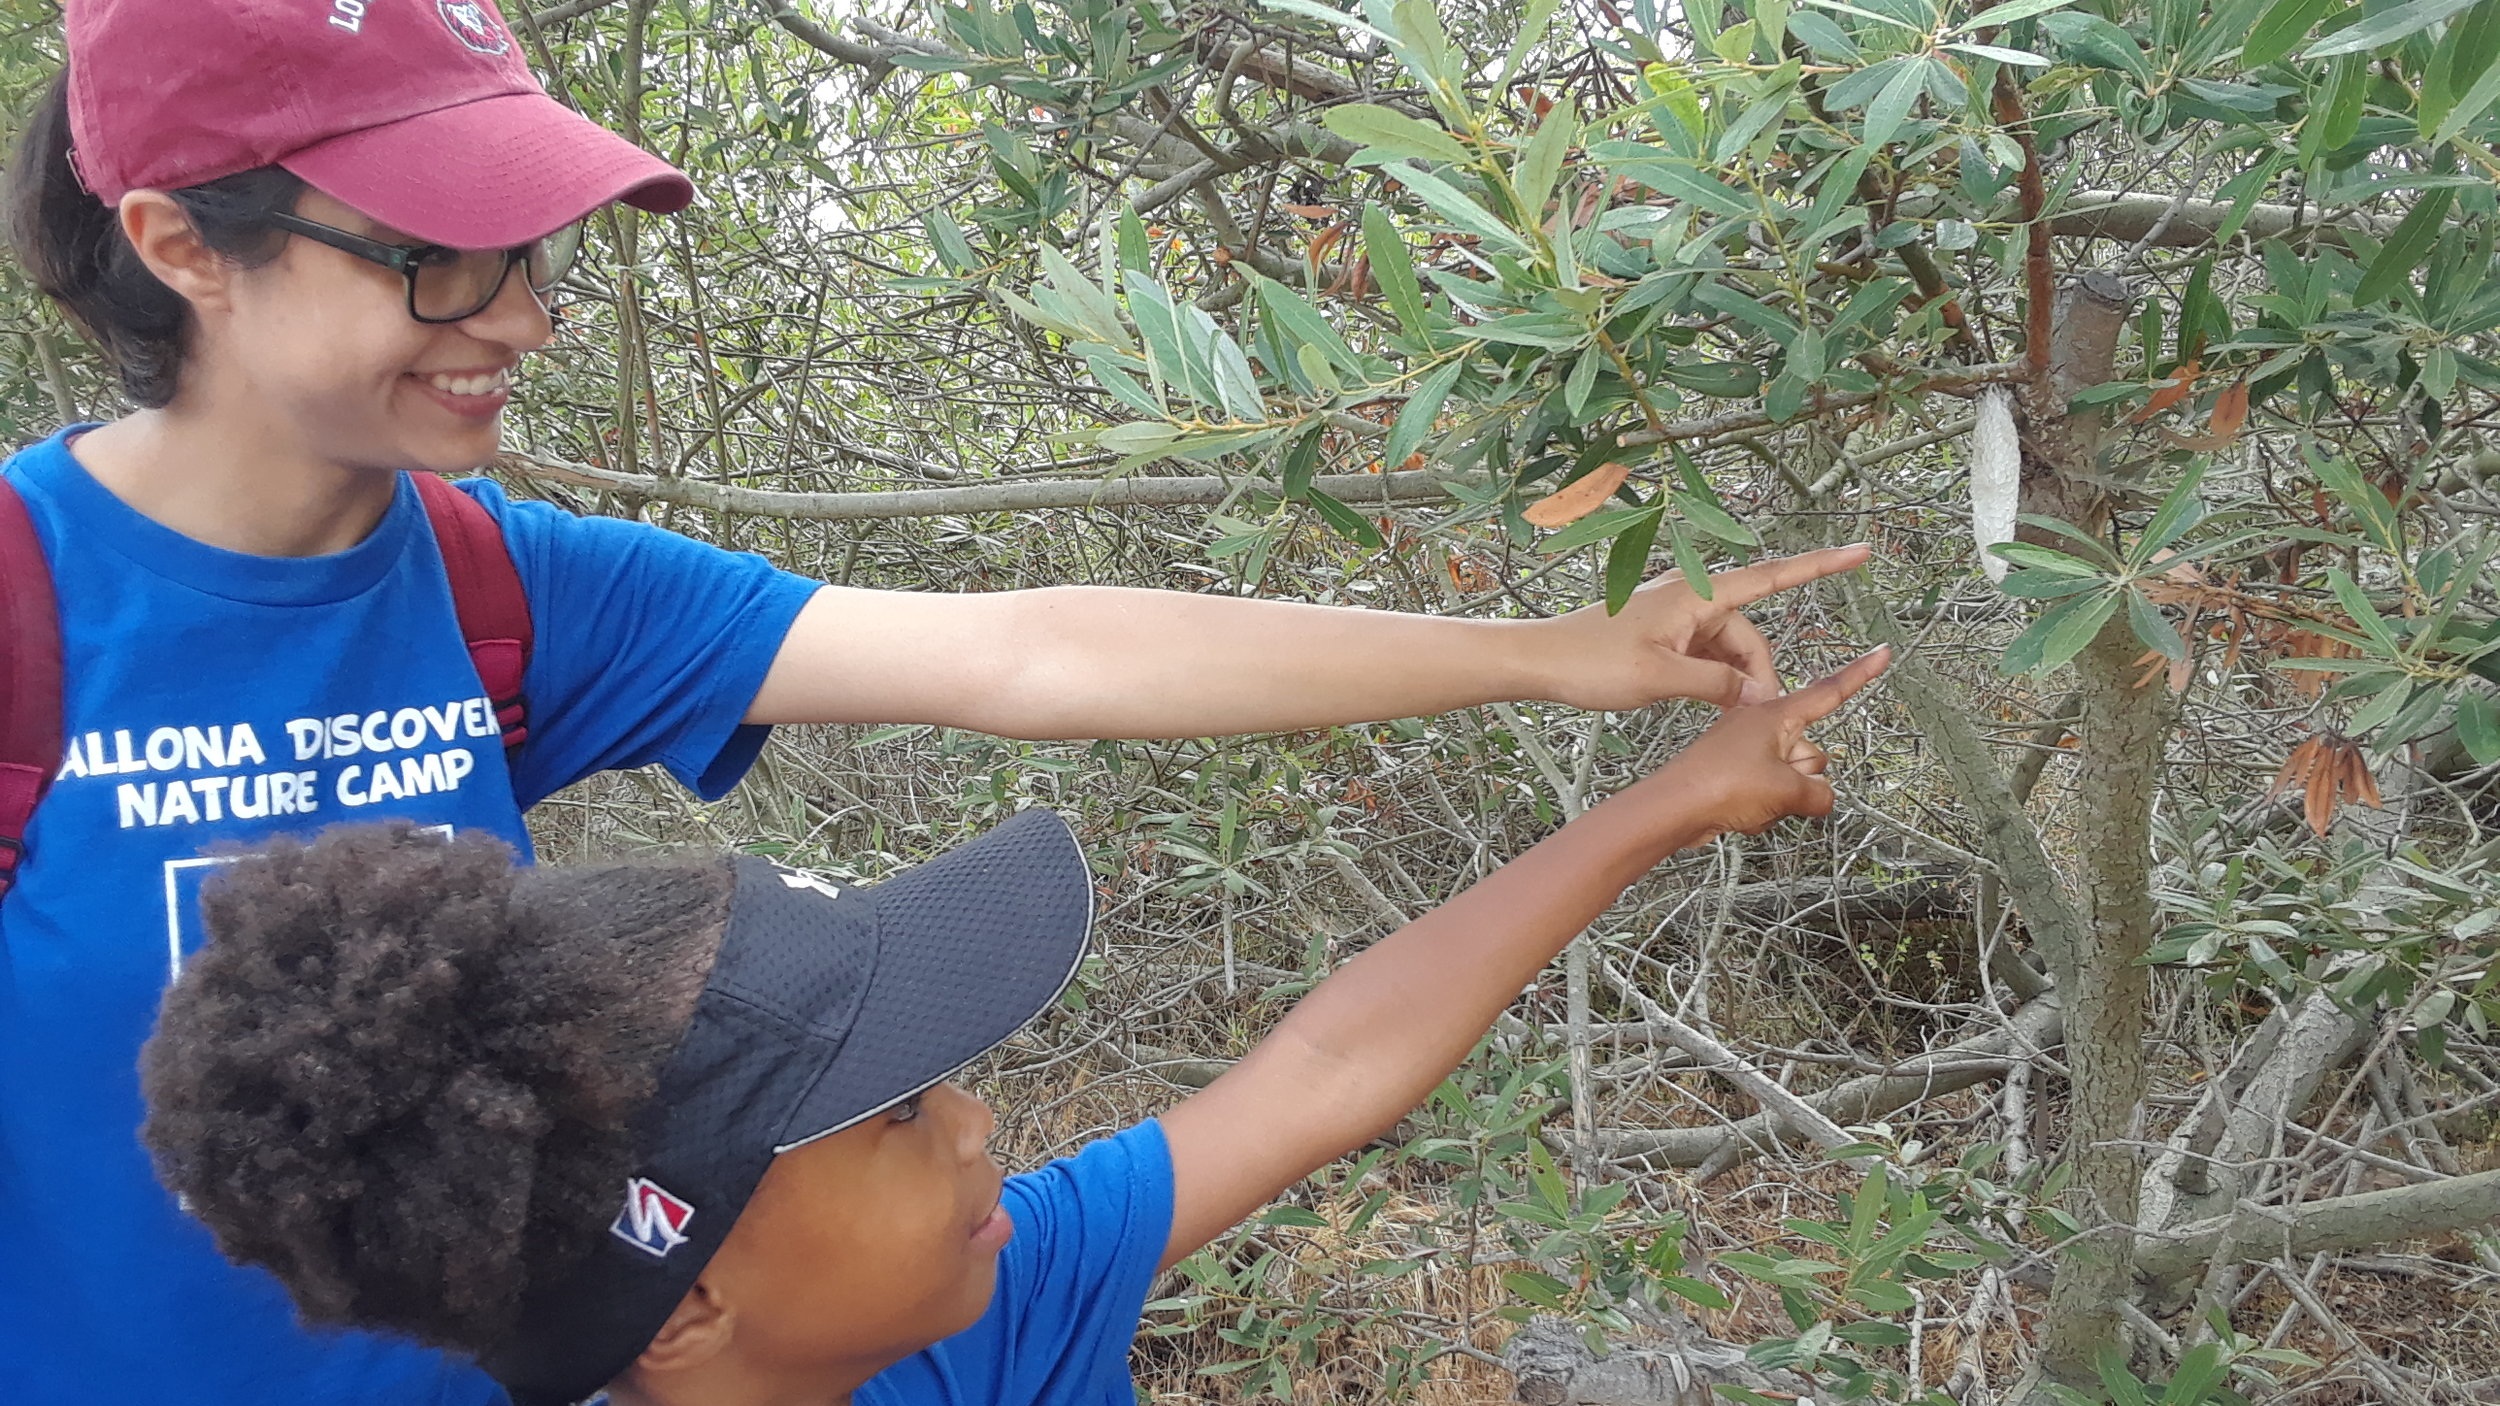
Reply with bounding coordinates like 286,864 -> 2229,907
2134,1166 -> 2500,1283
525,0 -> 628,26
2046,191 -> 2398,250
495,450 -> 1463,519
1588,993 -> 2063,1172
1839,576 -> 2087,981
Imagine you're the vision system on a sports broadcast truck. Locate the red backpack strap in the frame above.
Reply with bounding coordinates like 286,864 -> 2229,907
0,479 -> 62,897
413,473 -> 532,752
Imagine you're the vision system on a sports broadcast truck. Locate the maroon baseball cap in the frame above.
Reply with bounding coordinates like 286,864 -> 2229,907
64,0 -> 693,249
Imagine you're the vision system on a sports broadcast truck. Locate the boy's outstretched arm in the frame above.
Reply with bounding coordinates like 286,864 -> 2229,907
744,547 -> 1869,737
1152,647 -> 1890,1268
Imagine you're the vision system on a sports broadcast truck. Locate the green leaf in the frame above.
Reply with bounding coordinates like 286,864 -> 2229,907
1656,360 -> 1764,397
1383,358 -> 1465,471
1500,0 -> 1562,83
1249,274 -> 1368,376
1501,1268 -> 1573,1310
1036,243 -> 1132,347
2044,10 -> 2155,84
1605,506 -> 1665,614
1182,303 -> 1268,421
2000,568 -> 2106,598
1363,204 -> 1434,341
1543,506 -> 1657,553
2003,589 -> 2122,675
2165,1343 -> 2230,1406
2434,38 -> 2500,141
1673,488 -> 1758,546
2302,53 -> 2370,160
2096,1349 -> 2153,1406
1859,55 -> 1930,149
1991,540 -> 2107,575
2243,0 -> 2339,65
2133,459 -> 2211,564
2311,452 -> 2402,551
2326,567 -> 2402,655
1714,74 -> 1802,163
1787,9 -> 1862,57
1957,0 -> 2083,30
1667,517 -> 1715,600
1116,204 -> 1154,276
2128,589 -> 2187,663
1847,1278 -> 1917,1313
1083,352 -> 1166,417
1120,271 -> 1199,400
2305,0 -> 2478,55
1098,421 -> 1182,454
2355,189 -> 2455,305
1260,0 -> 1397,45
923,207 -> 978,272
1692,278 -> 1802,343
1516,101 -> 1579,222
1280,421 -> 1326,499
1306,487 -> 1384,548
1947,40 -> 2052,63
1380,163 -> 1533,253
1587,143 -> 1758,216
1325,102 -> 1474,165
1564,344 -> 1603,417
1656,1274 -> 1730,1309
1796,0 -> 1925,30
2456,692 -> 2500,765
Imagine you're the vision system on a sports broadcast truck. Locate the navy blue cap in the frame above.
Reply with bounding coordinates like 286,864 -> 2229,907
478,809 -> 1092,1406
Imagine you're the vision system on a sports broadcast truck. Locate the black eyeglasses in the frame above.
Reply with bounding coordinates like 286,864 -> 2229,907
263,211 -> 583,324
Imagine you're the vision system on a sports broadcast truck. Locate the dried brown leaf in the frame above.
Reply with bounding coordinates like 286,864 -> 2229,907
1522,460 -> 1634,528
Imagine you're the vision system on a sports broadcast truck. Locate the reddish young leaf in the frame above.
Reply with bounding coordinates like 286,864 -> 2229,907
2126,358 -> 2201,424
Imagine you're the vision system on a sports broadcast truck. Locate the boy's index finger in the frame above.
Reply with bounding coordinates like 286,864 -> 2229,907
1706,544 -> 1874,608
1777,646 -> 1892,724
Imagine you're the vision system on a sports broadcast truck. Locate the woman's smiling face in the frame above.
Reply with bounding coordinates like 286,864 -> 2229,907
619,1081 -> 1015,1403
190,187 -> 553,475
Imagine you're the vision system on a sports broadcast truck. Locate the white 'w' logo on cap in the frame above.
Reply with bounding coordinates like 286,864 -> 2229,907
611,1177 -> 696,1258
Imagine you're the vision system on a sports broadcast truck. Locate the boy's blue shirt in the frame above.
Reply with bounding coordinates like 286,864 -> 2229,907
0,428 -> 819,1404
861,1120 -> 1175,1406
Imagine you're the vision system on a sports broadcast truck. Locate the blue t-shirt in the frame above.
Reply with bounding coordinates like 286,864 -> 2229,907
0,428 -> 819,1405
861,1121 -> 1174,1406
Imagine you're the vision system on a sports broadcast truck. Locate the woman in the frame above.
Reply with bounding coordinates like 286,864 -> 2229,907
5,0 -> 1863,1401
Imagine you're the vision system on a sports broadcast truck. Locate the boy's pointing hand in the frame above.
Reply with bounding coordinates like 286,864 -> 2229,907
1648,645 -> 1890,840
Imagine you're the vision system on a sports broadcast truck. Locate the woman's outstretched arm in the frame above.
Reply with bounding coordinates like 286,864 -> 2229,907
743,547 -> 1869,737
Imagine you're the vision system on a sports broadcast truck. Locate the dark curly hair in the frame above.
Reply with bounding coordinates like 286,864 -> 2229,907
140,823 -> 734,1358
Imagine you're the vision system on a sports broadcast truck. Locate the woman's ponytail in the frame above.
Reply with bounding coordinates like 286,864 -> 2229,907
7,67 -> 302,410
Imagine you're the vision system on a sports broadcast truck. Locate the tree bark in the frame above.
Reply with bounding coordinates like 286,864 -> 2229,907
2033,613 -> 2177,1389
2133,1166 -> 2500,1282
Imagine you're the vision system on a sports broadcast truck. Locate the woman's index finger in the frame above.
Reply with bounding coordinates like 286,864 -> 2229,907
1705,544 -> 1873,608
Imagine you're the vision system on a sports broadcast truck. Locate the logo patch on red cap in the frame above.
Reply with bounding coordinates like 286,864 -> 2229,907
437,0 -> 511,55
612,1177 -> 696,1258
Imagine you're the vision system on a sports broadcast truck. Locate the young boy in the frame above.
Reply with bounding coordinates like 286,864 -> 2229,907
140,649 -> 1885,1406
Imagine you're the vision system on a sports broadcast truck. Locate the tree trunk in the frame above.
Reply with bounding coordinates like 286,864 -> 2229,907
2034,618 -> 2177,1389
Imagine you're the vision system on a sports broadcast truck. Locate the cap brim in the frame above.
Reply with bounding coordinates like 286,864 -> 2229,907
775,809 -> 1093,1152
280,91 -> 692,249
